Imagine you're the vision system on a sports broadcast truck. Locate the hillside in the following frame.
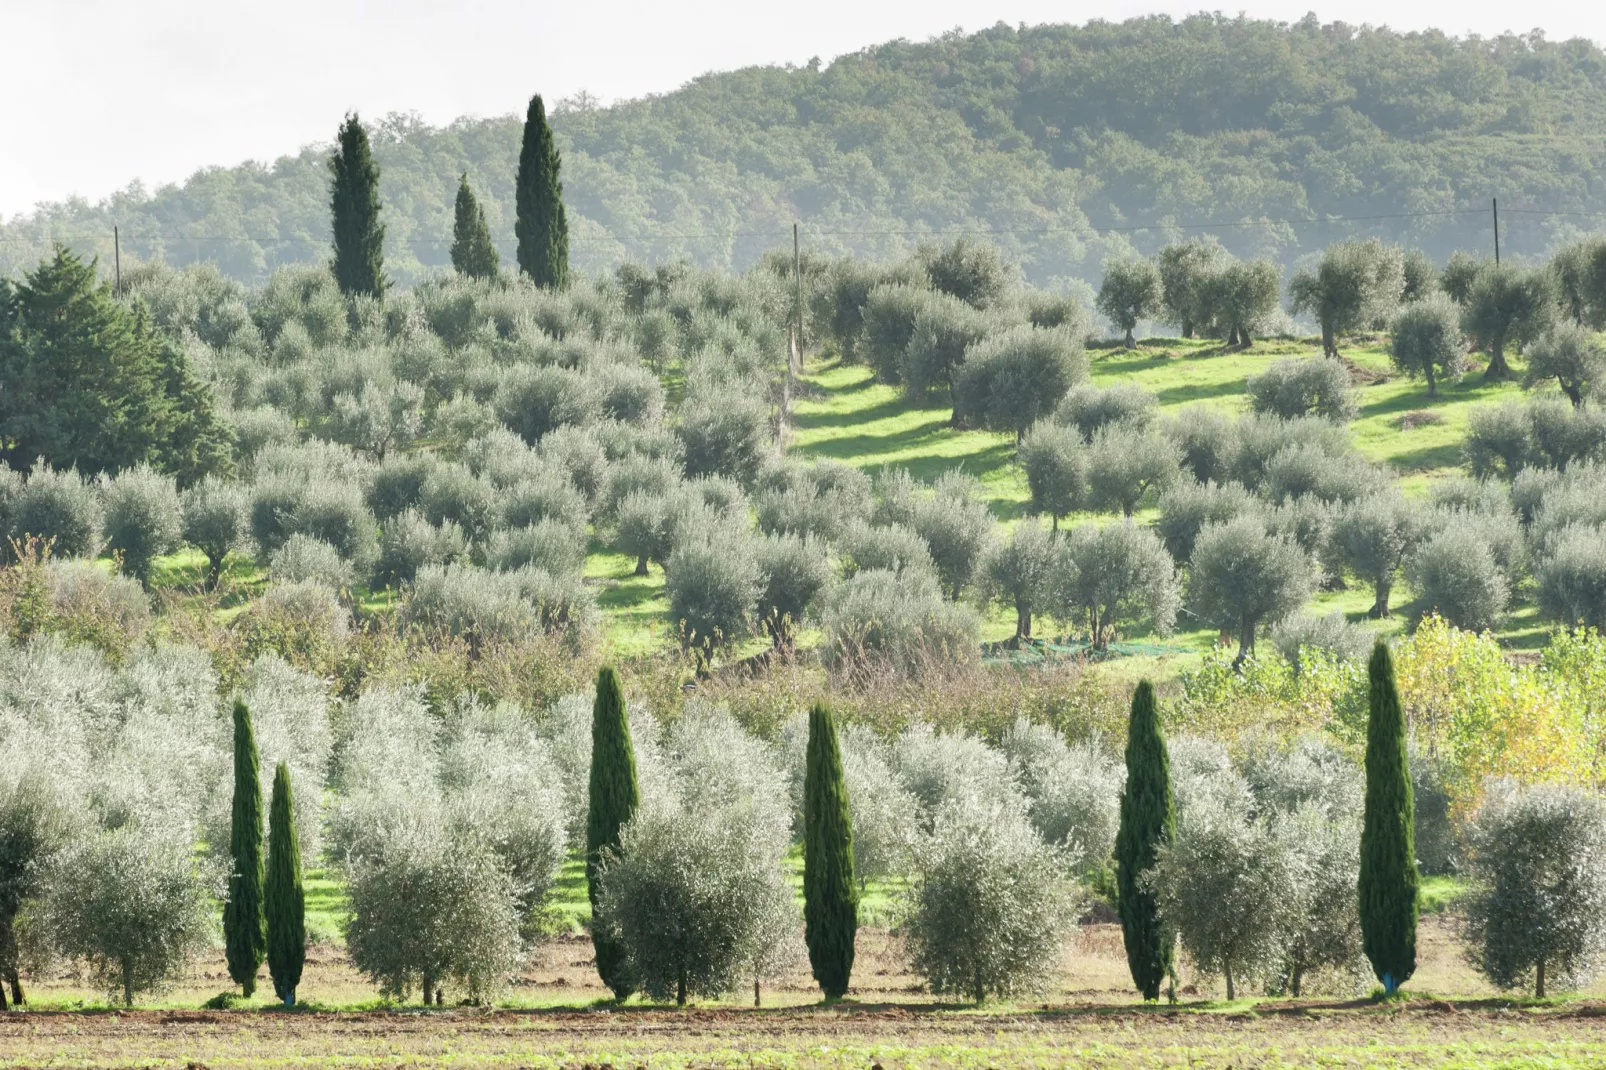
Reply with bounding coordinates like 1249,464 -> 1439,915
5,14 -> 1606,287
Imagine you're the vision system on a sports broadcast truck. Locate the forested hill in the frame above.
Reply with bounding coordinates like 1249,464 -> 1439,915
6,14 -> 1606,287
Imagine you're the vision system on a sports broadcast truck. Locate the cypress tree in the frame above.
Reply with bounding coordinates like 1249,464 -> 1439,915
586,665 -> 639,999
223,699 -> 266,998
329,112 -> 387,298
1115,679 -> 1175,1000
514,93 -> 570,289
265,761 -> 305,1008
803,701 -> 858,1000
450,174 -> 499,280
1359,640 -> 1418,994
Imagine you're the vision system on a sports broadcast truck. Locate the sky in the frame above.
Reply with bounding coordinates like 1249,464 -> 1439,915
4,1 -> 1605,219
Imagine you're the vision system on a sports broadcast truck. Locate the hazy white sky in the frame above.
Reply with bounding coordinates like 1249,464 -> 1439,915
4,1 -> 1604,219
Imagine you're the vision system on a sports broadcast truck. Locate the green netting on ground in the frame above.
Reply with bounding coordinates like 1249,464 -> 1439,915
981,636 -> 1192,666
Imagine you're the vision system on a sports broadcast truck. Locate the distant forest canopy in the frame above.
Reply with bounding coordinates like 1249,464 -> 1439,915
5,14 -> 1606,288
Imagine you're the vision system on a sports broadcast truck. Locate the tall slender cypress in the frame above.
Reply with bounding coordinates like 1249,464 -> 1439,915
586,665 -> 639,999
223,699 -> 266,998
514,93 -> 570,289
450,174 -> 499,280
265,761 -> 305,1008
329,112 -> 387,298
1360,641 -> 1418,994
803,702 -> 858,1000
1115,679 -> 1175,1000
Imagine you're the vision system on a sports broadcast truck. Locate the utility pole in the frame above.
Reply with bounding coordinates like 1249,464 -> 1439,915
792,222 -> 803,356
114,226 -> 121,295
1492,198 -> 1500,266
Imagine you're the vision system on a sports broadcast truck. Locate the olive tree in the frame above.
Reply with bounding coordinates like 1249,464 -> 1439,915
181,477 -> 248,590
1463,782 -> 1606,998
664,525 -> 762,665
820,568 -> 978,680
677,392 -> 769,487
1051,521 -> 1179,651
1288,239 -> 1405,357
755,531 -> 831,650
99,464 -> 182,587
1144,794 -> 1301,1000
977,520 -> 1058,641
1156,240 -> 1226,338
1085,423 -> 1182,516
1055,382 -> 1158,439
901,292 -> 988,399
1096,257 -> 1163,347
908,474 -> 992,599
1272,810 -> 1366,997
1188,516 -> 1316,668
11,462 -> 102,558
39,824 -> 221,1006
1203,259 -> 1281,347
903,799 -> 1077,1004
1247,357 -> 1357,423
999,718 -> 1123,876
1462,263 -> 1555,382
1405,527 -> 1509,632
1389,294 -> 1469,397
1535,527 -> 1606,631
1331,492 -> 1426,619
0,769 -> 79,1009
952,325 -> 1086,440
1155,480 -> 1257,561
919,236 -> 1011,309
1018,420 -> 1086,529
1524,322 -> 1605,409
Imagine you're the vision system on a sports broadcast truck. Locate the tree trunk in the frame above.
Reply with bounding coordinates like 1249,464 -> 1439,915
1233,615 -> 1256,671
0,973 -> 7,1011
1536,958 -> 1546,999
1483,339 -> 1514,381
1564,382 -> 1583,408
1051,513 -> 1059,532
634,554 -> 649,577
1224,960 -> 1235,1001
1425,365 -> 1437,397
1182,319 -> 1194,339
122,960 -> 134,1007
8,969 -> 21,1008
677,969 -> 687,1007
1015,603 -> 1032,641
974,968 -> 985,1006
1291,964 -> 1303,999
754,976 -> 761,1007
1124,328 -> 1136,348
422,976 -> 434,1007
1322,321 -> 1336,358
1240,326 -> 1253,347
1370,579 -> 1392,619
205,554 -> 224,592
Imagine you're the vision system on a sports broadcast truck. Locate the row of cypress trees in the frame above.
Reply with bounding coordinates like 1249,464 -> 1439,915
222,700 -> 306,1006
1114,641 -> 1419,1002
579,647 -> 1419,1004
329,96 -> 569,298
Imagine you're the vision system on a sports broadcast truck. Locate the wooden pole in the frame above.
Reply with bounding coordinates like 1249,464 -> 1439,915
792,222 -> 803,355
1492,198 -> 1500,266
114,226 -> 121,295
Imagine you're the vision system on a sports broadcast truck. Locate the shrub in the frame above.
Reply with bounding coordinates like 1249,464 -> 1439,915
344,821 -> 523,1005
596,803 -> 794,1005
821,568 -> 979,680
952,325 -> 1086,440
1268,611 -> 1372,673
1096,257 -> 1164,347
269,533 -> 352,591
1188,516 -> 1316,667
1144,793 -> 1300,1000
1052,521 -> 1179,649
288,481 -> 378,576
366,453 -> 436,521
420,463 -> 497,542
1464,782 -> 1606,997
908,476 -> 992,599
1247,357 -> 1357,423
1018,421 -> 1086,528
1000,718 -> 1123,874
677,392 -> 770,487
1405,526 -> 1509,632
977,520 -> 1058,640
1056,383 -> 1159,440
181,477 -> 248,590
1085,423 -> 1182,516
99,465 -> 182,587
839,522 -> 935,580
595,361 -> 666,424
904,798 -> 1077,1003
373,509 -> 467,588
40,824 -> 221,1006
1535,526 -> 1606,630
665,525 -> 762,662
1263,443 -> 1381,505
1389,294 -> 1470,396
755,532 -> 831,650
11,463 -> 102,558
891,723 -> 1019,824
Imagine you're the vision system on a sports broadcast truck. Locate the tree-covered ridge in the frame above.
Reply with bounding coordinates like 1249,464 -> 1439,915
5,15 -> 1606,286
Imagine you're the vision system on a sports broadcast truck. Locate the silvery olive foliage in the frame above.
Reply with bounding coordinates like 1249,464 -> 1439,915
892,722 -> 1021,828
999,718 -> 1123,875
1463,781 -> 1606,996
903,797 -> 1078,1003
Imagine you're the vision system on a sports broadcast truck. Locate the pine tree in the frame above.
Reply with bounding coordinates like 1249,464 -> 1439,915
329,112 -> 386,298
223,699 -> 266,998
803,701 -> 858,1000
586,665 -> 639,999
450,174 -> 499,280
265,761 -> 305,1008
1359,641 -> 1418,994
1115,679 -> 1175,1000
515,94 -> 570,289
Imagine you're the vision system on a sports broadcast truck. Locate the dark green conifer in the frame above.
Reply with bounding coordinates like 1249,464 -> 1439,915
329,113 -> 386,298
1360,640 -> 1418,994
803,701 -> 857,1000
1115,679 -> 1175,1000
450,174 -> 499,280
265,761 -> 305,1008
514,94 -> 570,289
586,665 -> 638,999
223,699 -> 266,998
